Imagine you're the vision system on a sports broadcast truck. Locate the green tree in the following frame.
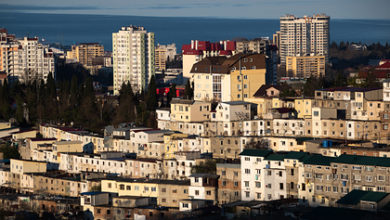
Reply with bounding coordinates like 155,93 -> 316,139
191,160 -> 216,174
0,143 -> 20,159
184,80 -> 194,99
303,77 -> 325,97
166,84 -> 176,105
0,81 -> 11,120
145,75 -> 157,111
114,83 -> 136,125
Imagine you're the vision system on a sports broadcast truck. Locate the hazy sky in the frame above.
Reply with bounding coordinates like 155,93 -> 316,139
1,0 -> 389,19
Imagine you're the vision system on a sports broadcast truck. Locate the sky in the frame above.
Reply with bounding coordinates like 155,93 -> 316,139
0,0 -> 389,19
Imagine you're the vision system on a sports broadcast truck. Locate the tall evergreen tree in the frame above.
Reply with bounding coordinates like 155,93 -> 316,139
145,75 -> 157,110
184,80 -> 193,99
0,81 -> 11,120
166,84 -> 176,105
114,83 -> 136,125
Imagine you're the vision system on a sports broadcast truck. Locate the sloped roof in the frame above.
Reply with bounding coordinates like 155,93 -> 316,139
239,149 -> 272,157
302,154 -> 336,166
190,53 -> 266,74
337,190 -> 389,205
335,154 -> 390,167
253,85 -> 280,97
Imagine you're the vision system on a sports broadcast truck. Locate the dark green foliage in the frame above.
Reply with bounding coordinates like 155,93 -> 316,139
0,81 -> 11,120
279,82 -> 296,98
166,84 -> 176,105
184,80 -> 194,99
303,77 -> 325,97
114,83 -> 136,125
0,143 -> 20,159
145,75 -> 157,111
191,160 -> 216,174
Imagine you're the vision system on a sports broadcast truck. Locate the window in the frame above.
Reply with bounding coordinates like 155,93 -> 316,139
255,182 -> 261,188
195,190 -> 199,195
280,183 -> 284,190
120,184 -> 125,190
206,191 -> 211,195
244,181 -> 249,187
245,191 -> 250,198
245,169 -> 251,174
126,185 -> 131,190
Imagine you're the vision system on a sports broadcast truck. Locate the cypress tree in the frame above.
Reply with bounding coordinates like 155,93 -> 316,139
184,80 -> 193,100
145,75 -> 157,110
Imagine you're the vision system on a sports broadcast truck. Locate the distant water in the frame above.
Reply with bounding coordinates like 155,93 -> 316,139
1,12 -> 389,51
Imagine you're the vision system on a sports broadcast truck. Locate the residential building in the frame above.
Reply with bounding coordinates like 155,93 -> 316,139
182,40 -> 236,80
155,43 -> 177,71
66,43 -> 104,68
0,29 -> 55,83
235,37 -> 270,54
286,55 -> 326,78
113,26 -> 155,95
279,14 -> 329,67
217,163 -> 241,204
336,190 -> 390,211
192,53 -> 267,102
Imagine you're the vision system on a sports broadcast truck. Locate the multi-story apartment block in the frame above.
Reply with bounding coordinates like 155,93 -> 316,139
101,178 -> 190,208
182,40 -> 236,80
66,43 -> 104,68
279,14 -> 329,71
217,163 -> 241,204
113,26 -> 155,95
235,38 -> 270,54
286,55 -> 326,78
155,43 -> 176,71
0,29 -> 55,83
298,154 -> 390,207
192,53 -> 267,102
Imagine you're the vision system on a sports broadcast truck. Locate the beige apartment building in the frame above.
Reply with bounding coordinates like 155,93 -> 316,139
192,53 -> 267,102
67,43 -> 104,68
279,14 -> 329,66
101,178 -> 190,208
235,38 -> 270,54
170,99 -> 211,122
217,163 -> 241,204
286,55 -> 326,78
155,43 -> 176,71
299,154 -> 390,207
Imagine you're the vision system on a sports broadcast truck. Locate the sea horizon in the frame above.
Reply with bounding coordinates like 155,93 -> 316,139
1,12 -> 389,51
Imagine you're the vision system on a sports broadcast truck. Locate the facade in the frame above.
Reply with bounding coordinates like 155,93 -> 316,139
182,40 -> 236,80
0,29 -> 55,83
279,14 -> 329,67
113,26 -> 155,95
235,38 -> 270,54
286,55 -> 326,78
192,53 -> 267,102
155,43 -> 177,71
217,163 -> 241,204
66,43 -> 104,68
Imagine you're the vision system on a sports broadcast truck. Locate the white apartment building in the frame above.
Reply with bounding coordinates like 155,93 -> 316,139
240,149 -> 287,201
279,14 -> 329,66
0,30 -> 55,83
113,26 -> 155,95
